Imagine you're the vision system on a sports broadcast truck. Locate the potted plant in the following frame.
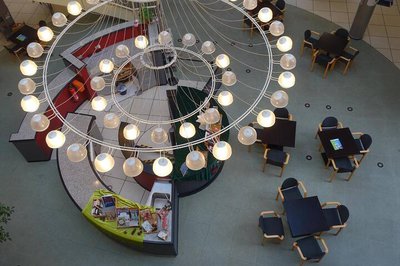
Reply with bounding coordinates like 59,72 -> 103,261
0,203 -> 14,243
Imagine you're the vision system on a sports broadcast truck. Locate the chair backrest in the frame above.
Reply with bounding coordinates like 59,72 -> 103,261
321,116 -> 338,128
338,205 -> 350,224
304,30 -> 311,40
360,134 -> 372,150
38,20 -> 47,27
281,177 -> 298,189
335,28 -> 349,39
276,0 -> 286,10
274,108 -> 290,119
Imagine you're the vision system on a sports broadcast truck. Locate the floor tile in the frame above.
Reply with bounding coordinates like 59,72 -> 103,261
386,26 -> 400,37
388,37 -> 400,49
369,36 -> 390,48
369,14 -> 385,25
314,10 -> 331,21
390,49 -> 400,62
330,2 -> 347,12
314,1 -> 330,11
377,48 -> 393,61
368,25 -> 388,37
384,15 -> 400,26
296,0 -> 313,10
330,11 -> 349,23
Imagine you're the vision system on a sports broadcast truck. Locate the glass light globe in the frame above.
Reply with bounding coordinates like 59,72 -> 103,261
67,1 -> 82,16
243,0 -> 257,10
91,96 -> 107,111
90,76 -> 105,91
86,0 -> 100,5
123,157 -> 143,177
182,33 -> 196,46
27,42 -> 44,58
277,36 -> 293,52
20,60 -> 38,76
45,130 -> 66,149
67,143 -> 87,162
238,126 -> 257,145
94,153 -> 115,173
222,71 -> 237,86
103,113 -> 120,128
158,31 -> 172,45
115,44 -> 129,58
123,124 -> 140,140
218,91 -> 233,106
99,59 -> 114,74
186,151 -> 206,171
270,90 -> 289,108
18,78 -> 36,95
269,21 -> 285,37
153,157 -> 173,177
52,12 -> 67,27
258,7 -> 273,23
278,71 -> 295,89
179,122 -> 196,139
151,127 -> 168,144
203,108 -> 220,124
215,54 -> 230,68
212,141 -> 232,161
201,41 -> 216,54
257,109 -> 276,127
135,35 -> 148,49
37,26 -> 54,42
30,114 -> 50,132
280,54 -> 296,70
21,95 -> 40,112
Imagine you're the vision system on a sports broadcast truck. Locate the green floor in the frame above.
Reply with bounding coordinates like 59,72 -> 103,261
1,4 -> 400,266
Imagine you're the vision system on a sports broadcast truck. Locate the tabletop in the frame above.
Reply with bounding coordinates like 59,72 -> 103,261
8,25 -> 38,50
260,119 -> 296,148
316,32 -> 349,56
283,196 -> 329,238
318,127 -> 360,159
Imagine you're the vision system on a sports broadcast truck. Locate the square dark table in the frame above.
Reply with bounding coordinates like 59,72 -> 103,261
8,25 -> 38,50
283,196 -> 329,238
315,32 -> 349,56
318,128 -> 360,159
260,119 -> 296,148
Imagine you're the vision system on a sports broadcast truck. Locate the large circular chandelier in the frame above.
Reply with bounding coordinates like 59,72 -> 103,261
16,0 -> 296,177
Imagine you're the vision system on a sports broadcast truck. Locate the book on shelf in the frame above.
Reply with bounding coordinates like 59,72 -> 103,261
116,208 -> 139,228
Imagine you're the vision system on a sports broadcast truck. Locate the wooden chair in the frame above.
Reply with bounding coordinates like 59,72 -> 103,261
263,148 -> 290,177
276,177 -> 307,203
3,44 -> 26,61
321,202 -> 349,236
258,210 -> 284,244
273,107 -> 293,120
315,116 -> 343,139
311,50 -> 338,78
301,30 -> 320,56
324,156 -> 359,182
352,132 -> 372,163
338,46 -> 359,74
275,0 -> 286,13
292,236 -> 328,266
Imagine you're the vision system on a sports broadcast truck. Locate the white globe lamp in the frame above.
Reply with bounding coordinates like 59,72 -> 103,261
258,7 -> 273,23
20,60 -> 38,76
221,71 -> 237,86
18,78 -> 36,95
123,124 -> 140,140
179,122 -> 196,139
151,127 -> 168,144
203,108 -> 220,124
186,151 -> 206,170
94,153 -> 115,173
153,157 -> 173,177
201,41 -> 216,54
257,109 -> 276,127
37,26 -> 54,42
135,35 -> 149,49
67,143 -> 87,162
115,44 -> 130,58
91,96 -> 107,111
21,95 -> 40,112
270,90 -> 289,108
30,114 -> 50,132
217,91 -> 233,106
278,71 -> 295,89
103,113 -> 120,128
99,59 -> 114,74
269,21 -> 285,37
215,54 -> 230,68
238,126 -> 257,145
277,36 -> 293,52
182,33 -> 196,46
212,141 -> 232,161
90,76 -> 106,91
27,42 -> 44,58
280,54 -> 296,70
45,130 -> 66,149
52,12 -> 67,27
67,1 -> 82,16
123,157 -> 144,177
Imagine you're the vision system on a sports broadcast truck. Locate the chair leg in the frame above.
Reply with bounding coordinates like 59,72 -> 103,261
275,191 -> 280,201
328,170 -> 337,182
279,165 -> 285,177
315,130 -> 319,139
334,228 -> 343,236
358,153 -> 366,163
300,43 -> 305,56
343,62 -> 350,75
323,65 -> 329,78
346,170 -> 355,181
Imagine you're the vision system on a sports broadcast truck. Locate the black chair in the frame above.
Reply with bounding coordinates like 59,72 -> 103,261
263,148 -> 290,177
334,28 -> 349,40
338,46 -> 359,74
3,44 -> 25,61
352,132 -> 372,163
276,177 -> 307,203
315,116 -> 343,139
273,107 -> 293,120
301,30 -> 320,56
258,210 -> 284,244
321,202 -> 349,235
323,155 -> 359,182
38,20 -> 47,27
275,0 -> 286,12
311,50 -> 337,78
292,236 -> 328,265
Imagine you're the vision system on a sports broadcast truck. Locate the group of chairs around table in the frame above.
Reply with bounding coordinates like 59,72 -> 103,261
248,107 -> 293,177
259,178 -> 350,265
301,28 -> 360,78
316,116 -> 372,182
